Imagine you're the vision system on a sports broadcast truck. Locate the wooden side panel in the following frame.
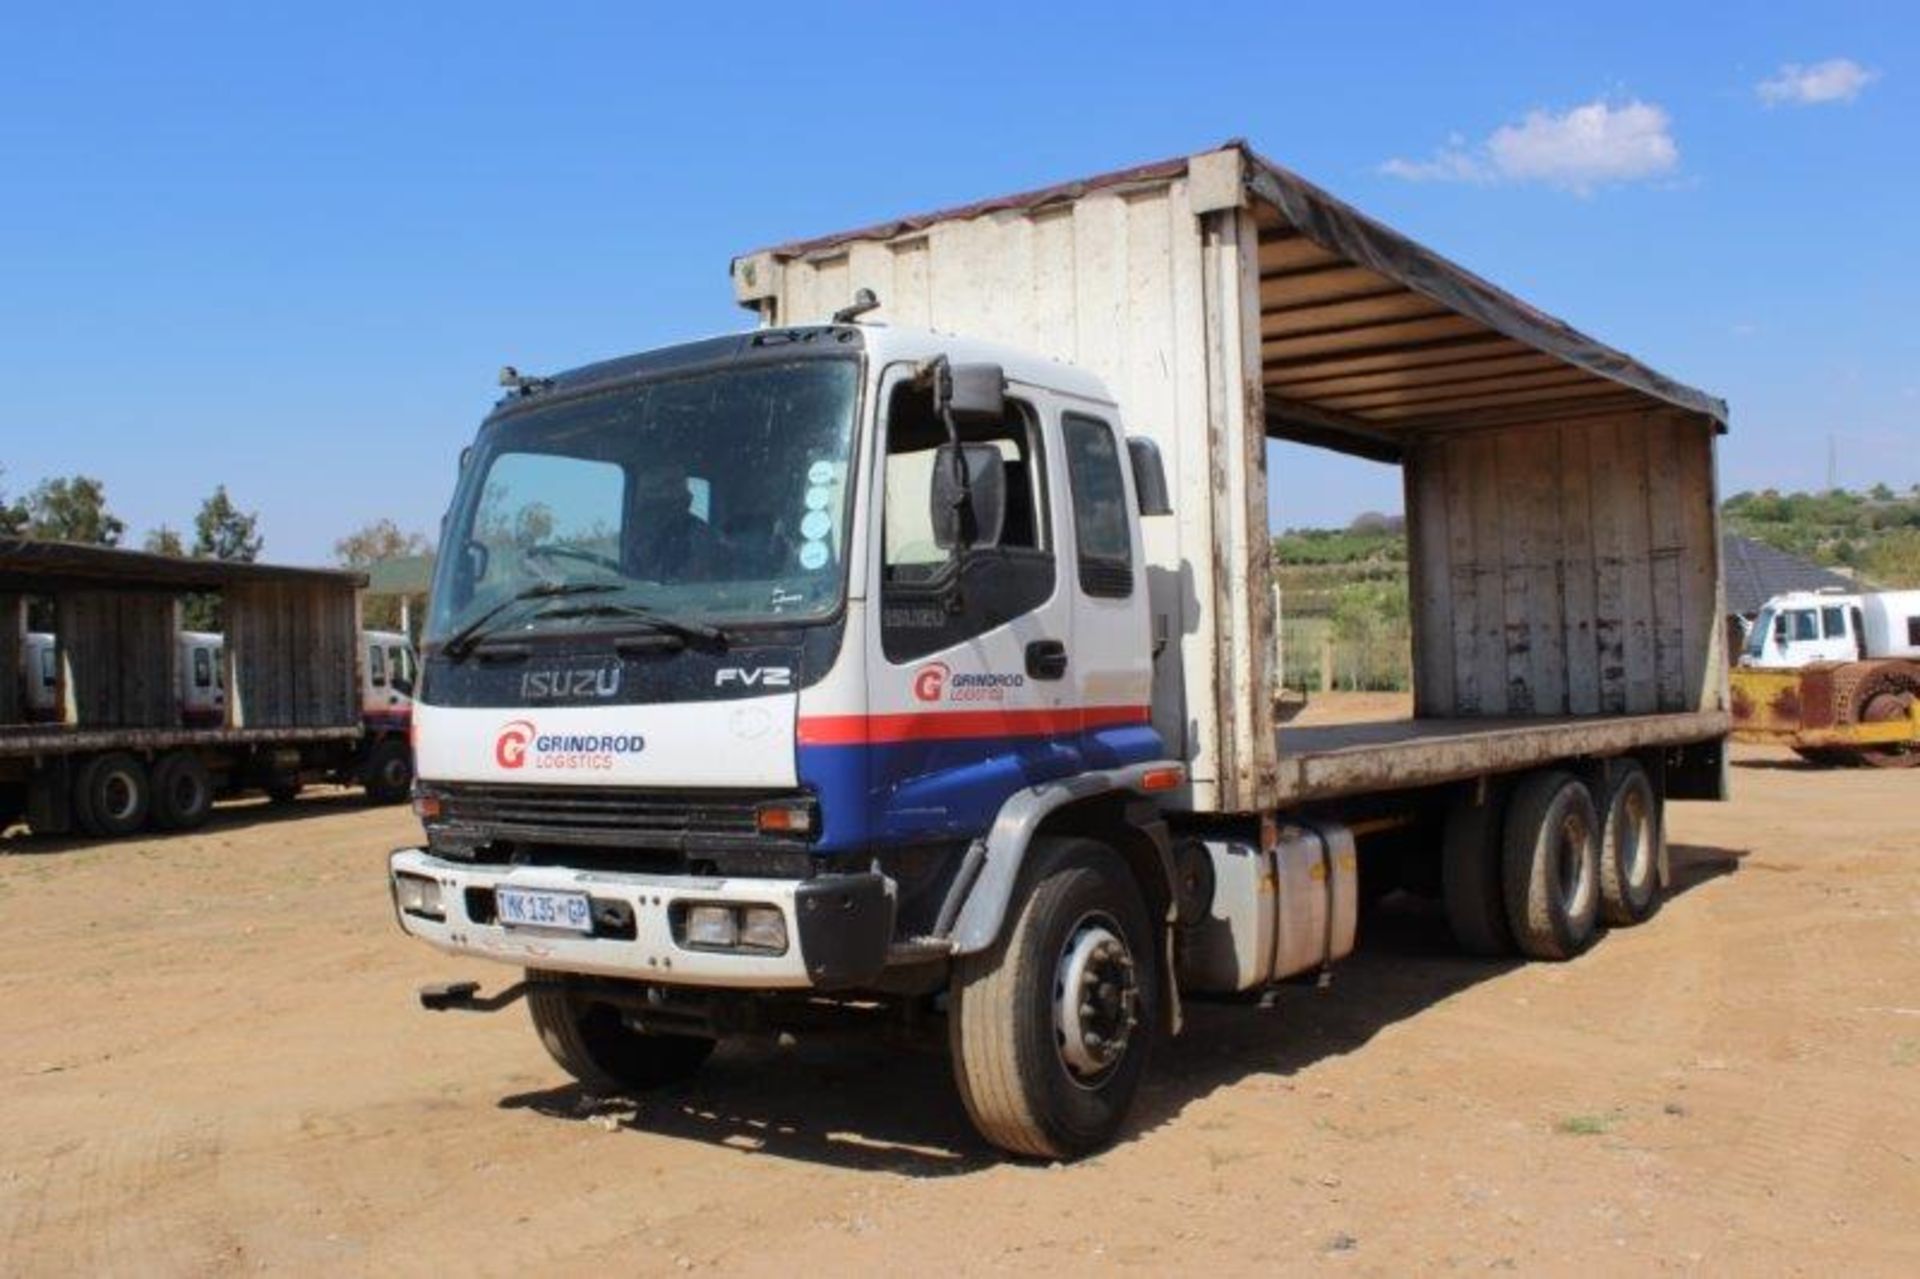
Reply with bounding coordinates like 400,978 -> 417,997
55,590 -> 174,727
0,594 -> 21,725
1407,412 -> 1721,722
1403,442 -> 1454,716
229,581 -> 359,729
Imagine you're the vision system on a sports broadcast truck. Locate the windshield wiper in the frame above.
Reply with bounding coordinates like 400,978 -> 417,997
438,581 -> 621,660
531,598 -> 729,648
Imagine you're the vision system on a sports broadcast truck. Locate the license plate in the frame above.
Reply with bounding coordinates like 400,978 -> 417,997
495,886 -> 593,934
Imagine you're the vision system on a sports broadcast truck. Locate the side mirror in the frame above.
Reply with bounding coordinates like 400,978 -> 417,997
945,363 -> 1005,424
931,444 -> 1007,551
1127,437 -> 1173,517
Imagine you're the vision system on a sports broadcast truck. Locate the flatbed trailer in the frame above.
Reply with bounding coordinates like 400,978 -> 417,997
1,540 -> 414,836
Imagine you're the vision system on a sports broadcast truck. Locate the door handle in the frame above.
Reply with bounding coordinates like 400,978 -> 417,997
1025,640 -> 1068,680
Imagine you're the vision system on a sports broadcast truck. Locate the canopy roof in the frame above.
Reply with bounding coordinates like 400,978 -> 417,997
0,539 -> 366,591
746,141 -> 1727,462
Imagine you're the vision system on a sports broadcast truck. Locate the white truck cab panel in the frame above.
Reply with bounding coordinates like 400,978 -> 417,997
1743,589 -> 1920,668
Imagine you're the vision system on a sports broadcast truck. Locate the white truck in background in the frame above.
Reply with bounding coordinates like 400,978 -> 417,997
1732,588 -> 1920,766
388,143 -> 1732,1158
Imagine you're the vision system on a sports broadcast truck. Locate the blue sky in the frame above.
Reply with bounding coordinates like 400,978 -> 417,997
1,2 -> 1913,562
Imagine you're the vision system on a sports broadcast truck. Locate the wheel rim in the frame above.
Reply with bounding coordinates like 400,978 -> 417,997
1618,786 -> 1653,893
1052,913 -> 1138,1088
1554,810 -> 1594,918
101,771 -> 138,822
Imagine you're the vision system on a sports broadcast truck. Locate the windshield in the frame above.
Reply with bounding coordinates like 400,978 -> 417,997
1744,607 -> 1774,659
427,358 -> 859,644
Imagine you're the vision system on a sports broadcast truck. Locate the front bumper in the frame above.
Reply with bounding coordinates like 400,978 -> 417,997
388,849 -> 895,990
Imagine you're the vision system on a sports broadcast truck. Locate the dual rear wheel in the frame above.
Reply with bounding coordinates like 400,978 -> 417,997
1443,761 -> 1662,961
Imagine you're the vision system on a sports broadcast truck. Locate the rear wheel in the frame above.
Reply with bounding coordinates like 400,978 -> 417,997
1501,770 -> 1600,961
74,752 -> 150,838
948,837 -> 1158,1159
150,751 -> 215,831
526,972 -> 715,1094
1597,762 -> 1662,926
362,737 -> 414,804
1442,786 -> 1512,957
1852,667 -> 1920,769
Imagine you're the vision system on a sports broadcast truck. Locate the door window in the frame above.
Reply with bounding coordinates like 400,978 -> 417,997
1062,414 -> 1134,599
1790,610 -> 1819,642
369,644 -> 387,687
193,648 -> 212,689
1821,606 -> 1847,639
879,379 -> 1053,663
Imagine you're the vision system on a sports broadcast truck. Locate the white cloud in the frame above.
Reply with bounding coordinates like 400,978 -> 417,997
1380,99 -> 1679,195
1757,58 -> 1878,106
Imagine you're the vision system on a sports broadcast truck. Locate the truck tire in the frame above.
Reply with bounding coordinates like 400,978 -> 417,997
525,971 -> 714,1094
1501,770 -> 1600,961
1597,762 -> 1662,926
363,738 -> 414,804
150,751 -> 215,832
74,752 -> 151,838
1850,665 -> 1920,769
948,837 -> 1158,1160
1442,787 -> 1512,957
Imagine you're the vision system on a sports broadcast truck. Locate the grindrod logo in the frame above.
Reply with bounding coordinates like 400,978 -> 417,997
495,719 -> 535,769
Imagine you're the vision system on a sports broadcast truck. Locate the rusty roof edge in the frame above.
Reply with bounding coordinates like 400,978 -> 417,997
736,147 -> 1212,265
1239,146 -> 1730,431
0,538 -> 369,589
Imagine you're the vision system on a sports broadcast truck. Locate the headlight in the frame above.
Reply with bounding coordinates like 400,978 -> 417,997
685,903 -> 739,948
738,906 -> 789,953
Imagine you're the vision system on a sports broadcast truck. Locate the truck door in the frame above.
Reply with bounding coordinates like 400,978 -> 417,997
1059,410 -> 1157,766
862,371 -> 1076,842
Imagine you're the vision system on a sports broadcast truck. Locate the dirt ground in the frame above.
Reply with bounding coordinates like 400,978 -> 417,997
3,710 -> 1917,1275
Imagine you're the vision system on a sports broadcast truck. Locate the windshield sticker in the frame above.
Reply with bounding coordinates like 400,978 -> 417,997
798,541 -> 829,570
803,485 -> 831,511
800,510 -> 832,541
807,460 -> 835,485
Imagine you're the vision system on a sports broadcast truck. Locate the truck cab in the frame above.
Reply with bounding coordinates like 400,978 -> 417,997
362,629 -> 417,732
394,325 -> 1186,1150
1742,590 -> 1864,668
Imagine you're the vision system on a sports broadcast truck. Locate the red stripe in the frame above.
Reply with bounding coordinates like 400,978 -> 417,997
798,704 -> 1150,746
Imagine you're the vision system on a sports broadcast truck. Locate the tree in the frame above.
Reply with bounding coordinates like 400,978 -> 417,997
336,518 -> 434,633
334,517 -> 431,568
25,475 -> 124,545
0,468 -> 25,535
144,525 -> 185,556
192,486 -> 262,562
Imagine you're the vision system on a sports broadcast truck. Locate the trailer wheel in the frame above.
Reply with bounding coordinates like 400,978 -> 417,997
1501,771 -> 1600,961
948,837 -> 1158,1160
150,751 -> 214,831
74,752 -> 151,838
1597,763 -> 1662,926
362,738 -> 414,804
525,971 -> 714,1094
1442,785 -> 1512,957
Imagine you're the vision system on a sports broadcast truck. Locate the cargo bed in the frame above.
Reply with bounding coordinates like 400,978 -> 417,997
1275,710 -> 1729,804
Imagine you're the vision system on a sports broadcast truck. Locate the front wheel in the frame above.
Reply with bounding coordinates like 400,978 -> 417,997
525,971 -> 715,1094
362,737 -> 414,804
948,837 -> 1159,1160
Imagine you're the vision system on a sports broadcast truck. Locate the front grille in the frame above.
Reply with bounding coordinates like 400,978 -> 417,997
430,782 -> 810,854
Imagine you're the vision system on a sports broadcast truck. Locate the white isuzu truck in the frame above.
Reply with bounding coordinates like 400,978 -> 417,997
390,144 -> 1732,1158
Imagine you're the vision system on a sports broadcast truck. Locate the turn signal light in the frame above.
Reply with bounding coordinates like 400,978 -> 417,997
412,791 -> 442,821
1139,766 -> 1186,793
756,802 -> 815,835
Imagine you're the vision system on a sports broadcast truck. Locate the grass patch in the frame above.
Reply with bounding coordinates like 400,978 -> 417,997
1556,1113 -> 1616,1137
